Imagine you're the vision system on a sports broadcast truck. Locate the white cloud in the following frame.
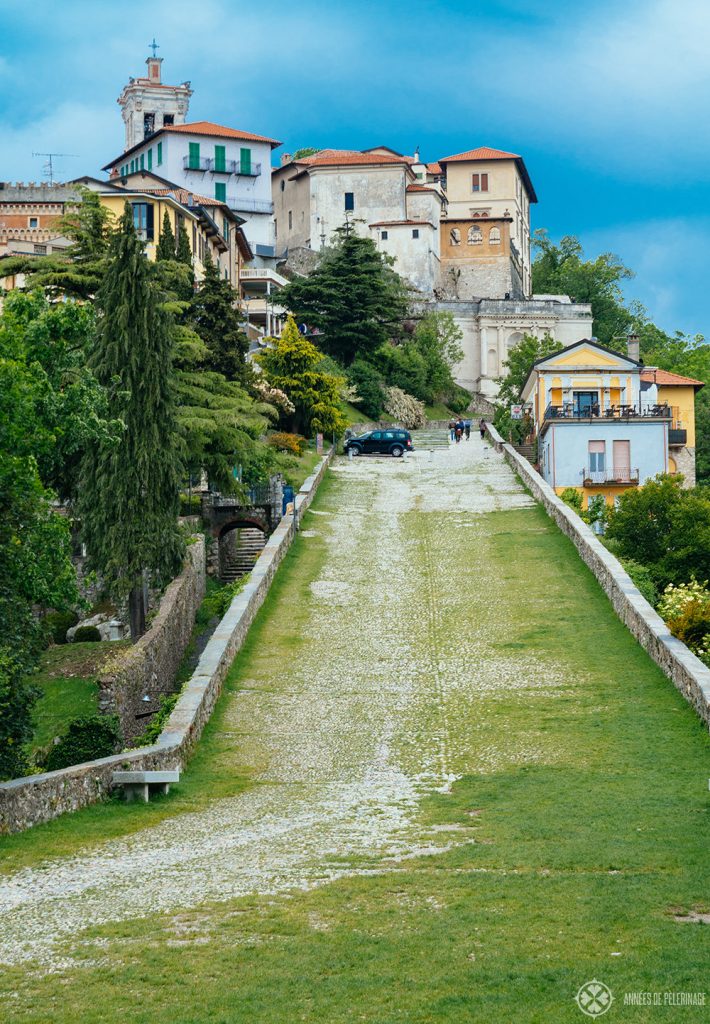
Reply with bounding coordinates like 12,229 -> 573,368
0,101 -> 116,183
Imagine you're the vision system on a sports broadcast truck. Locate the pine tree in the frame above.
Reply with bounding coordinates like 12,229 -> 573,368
156,209 -> 177,261
176,224 -> 193,266
279,232 -> 411,364
190,251 -> 249,381
79,204 -> 184,639
257,316 -> 346,436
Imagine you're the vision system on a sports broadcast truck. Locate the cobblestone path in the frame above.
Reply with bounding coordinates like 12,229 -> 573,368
0,439 -> 552,967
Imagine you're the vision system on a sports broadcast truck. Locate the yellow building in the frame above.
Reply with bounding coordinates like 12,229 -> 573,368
521,339 -> 703,505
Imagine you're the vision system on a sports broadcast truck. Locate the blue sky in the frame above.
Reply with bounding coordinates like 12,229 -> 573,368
2,0 -> 708,337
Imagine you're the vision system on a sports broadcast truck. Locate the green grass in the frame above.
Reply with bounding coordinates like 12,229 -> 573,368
26,642 -> 130,759
424,401 -> 457,420
341,399 -> 366,425
1,474 -> 709,1022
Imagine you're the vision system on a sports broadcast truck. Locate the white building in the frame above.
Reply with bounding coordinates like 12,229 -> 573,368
107,57 -> 281,254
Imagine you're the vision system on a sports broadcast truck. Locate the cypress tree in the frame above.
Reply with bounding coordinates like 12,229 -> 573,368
176,223 -> 193,266
80,204 -> 184,639
190,251 -> 249,381
156,209 -> 177,261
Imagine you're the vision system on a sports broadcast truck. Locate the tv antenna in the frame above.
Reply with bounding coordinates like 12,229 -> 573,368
32,152 -> 79,185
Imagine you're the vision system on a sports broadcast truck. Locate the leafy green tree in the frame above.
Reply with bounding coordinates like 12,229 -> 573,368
176,224 -> 193,267
156,209 -> 177,261
279,232 -> 410,364
532,231 -> 633,346
493,333 -> 562,442
348,359 -> 386,420
292,147 -> 321,159
79,204 -> 184,639
190,252 -> 249,381
371,311 -> 465,406
258,316 -> 347,436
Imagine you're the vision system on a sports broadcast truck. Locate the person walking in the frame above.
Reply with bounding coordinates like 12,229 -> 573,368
448,418 -> 456,442
464,418 -> 471,440
479,418 -> 487,440
455,418 -> 464,443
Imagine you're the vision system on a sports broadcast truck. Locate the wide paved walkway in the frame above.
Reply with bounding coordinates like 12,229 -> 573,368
0,438 -> 535,965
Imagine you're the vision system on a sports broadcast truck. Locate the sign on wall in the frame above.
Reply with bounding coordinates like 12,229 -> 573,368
511,405 -> 523,420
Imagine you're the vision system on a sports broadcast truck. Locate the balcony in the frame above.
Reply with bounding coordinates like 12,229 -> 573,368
581,467 -> 639,487
669,428 -> 687,446
182,156 -> 262,176
544,403 -> 671,422
227,198 -> 274,215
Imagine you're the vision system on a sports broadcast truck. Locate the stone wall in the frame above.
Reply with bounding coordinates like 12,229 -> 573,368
0,451 -> 333,834
486,422 -> 710,729
97,538 -> 206,746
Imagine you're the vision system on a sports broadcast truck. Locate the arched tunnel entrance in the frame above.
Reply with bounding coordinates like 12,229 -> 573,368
218,520 -> 267,582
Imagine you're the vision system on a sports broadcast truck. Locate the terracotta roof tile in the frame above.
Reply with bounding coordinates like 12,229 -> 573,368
426,162 -> 442,174
406,183 -> 436,192
438,146 -> 521,163
164,120 -> 281,147
295,149 -> 410,168
640,368 -> 705,388
135,187 -> 228,209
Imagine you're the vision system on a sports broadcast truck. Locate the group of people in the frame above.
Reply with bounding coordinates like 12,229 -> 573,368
448,417 -> 486,443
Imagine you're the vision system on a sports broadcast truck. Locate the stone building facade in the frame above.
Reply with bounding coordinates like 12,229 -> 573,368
0,182 -> 76,258
118,56 -> 192,151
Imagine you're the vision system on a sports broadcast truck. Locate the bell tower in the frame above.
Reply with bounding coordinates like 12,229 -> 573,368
117,44 -> 193,151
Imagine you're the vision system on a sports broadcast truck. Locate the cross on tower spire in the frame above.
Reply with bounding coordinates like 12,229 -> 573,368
149,38 -> 160,58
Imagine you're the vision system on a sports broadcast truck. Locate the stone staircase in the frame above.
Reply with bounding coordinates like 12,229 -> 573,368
513,443 -> 536,465
411,426 -> 452,450
221,527 -> 266,582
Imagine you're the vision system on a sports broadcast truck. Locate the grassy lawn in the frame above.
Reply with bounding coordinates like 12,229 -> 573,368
424,401 -> 457,420
1,461 -> 708,1022
26,641 -> 130,759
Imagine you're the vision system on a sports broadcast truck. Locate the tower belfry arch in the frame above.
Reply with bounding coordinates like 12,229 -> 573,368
117,50 -> 193,151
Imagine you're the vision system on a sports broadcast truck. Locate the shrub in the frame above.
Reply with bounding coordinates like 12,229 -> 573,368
560,488 -> 584,514
135,693 -> 179,746
43,714 -> 122,772
620,558 -> 658,607
268,431 -> 307,456
72,625 -> 102,643
348,359 -> 386,420
657,579 -> 710,621
44,610 -> 79,645
203,576 -> 249,620
383,386 -> 426,429
657,580 -> 710,653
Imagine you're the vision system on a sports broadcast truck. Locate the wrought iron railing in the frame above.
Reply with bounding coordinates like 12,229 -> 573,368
581,467 -> 639,485
545,403 -> 671,421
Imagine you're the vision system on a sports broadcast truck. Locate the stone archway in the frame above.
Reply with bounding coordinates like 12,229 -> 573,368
218,520 -> 267,582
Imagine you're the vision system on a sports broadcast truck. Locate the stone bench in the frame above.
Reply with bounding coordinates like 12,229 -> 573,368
111,770 -> 180,803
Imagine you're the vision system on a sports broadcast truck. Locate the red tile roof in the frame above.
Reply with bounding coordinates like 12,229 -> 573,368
438,146 -> 521,163
426,162 -> 443,175
164,121 -> 281,147
140,187 -> 226,208
295,149 -> 410,167
641,368 -> 705,388
369,219 -> 434,227
406,183 -> 437,193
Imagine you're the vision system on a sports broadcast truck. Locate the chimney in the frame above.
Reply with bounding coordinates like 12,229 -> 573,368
627,333 -> 640,362
281,153 -> 292,166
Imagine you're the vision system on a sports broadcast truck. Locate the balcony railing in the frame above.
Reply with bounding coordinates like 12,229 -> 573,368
227,197 -> 274,214
582,467 -> 639,486
183,156 -> 262,176
545,403 -> 671,422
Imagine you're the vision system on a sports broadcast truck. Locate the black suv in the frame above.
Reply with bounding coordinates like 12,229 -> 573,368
344,429 -> 413,457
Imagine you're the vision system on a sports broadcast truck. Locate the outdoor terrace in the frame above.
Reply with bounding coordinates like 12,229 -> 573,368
544,402 -> 672,422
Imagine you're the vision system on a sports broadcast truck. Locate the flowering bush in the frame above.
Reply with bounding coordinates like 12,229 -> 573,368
658,580 -> 710,664
383,386 -> 426,429
252,377 -> 295,415
268,432 -> 308,456
657,580 -> 710,621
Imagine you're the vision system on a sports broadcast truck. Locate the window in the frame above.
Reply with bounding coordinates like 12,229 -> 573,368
274,218 -> 277,236
215,182 -> 226,202
588,441 -> 605,473
214,145 -> 226,173
163,114 -> 174,126
28,217 -> 38,228
140,153 -> 145,170
450,227 -> 461,246
239,148 -> 252,174
280,180 -> 285,191
467,225 -> 482,245
144,112 -> 155,137
381,230 -> 388,240
489,226 -> 501,245
157,141 -> 163,166
33,243 -> 46,254
223,217 -> 229,239
130,159 -> 135,173
288,210 -> 293,230
147,148 -> 153,170
131,202 -> 154,241
188,142 -> 201,170
472,173 -> 489,192
344,192 -> 355,211
412,228 -> 419,239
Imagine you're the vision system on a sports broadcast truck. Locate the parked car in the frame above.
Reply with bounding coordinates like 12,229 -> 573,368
344,429 -> 413,457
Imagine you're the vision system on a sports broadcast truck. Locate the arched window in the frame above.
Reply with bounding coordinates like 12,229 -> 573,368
467,225 -> 482,245
450,227 -> 461,246
489,226 -> 501,245
507,331 -> 524,354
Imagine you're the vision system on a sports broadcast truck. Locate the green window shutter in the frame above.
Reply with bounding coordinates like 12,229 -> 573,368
147,148 -> 153,170
215,182 -> 226,203
189,142 -> 200,169
157,141 -> 163,165
240,148 -> 252,174
214,145 -> 226,172
130,159 -> 135,173
140,153 -> 145,170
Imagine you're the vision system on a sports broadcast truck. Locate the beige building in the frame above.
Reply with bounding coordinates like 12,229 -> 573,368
118,56 -> 192,152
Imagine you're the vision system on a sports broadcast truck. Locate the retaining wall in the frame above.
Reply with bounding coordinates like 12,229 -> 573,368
486,422 -> 710,729
98,538 -> 206,746
0,451 -> 334,834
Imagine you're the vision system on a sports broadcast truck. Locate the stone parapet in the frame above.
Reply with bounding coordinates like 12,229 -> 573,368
0,451 -> 334,834
485,422 -> 710,729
